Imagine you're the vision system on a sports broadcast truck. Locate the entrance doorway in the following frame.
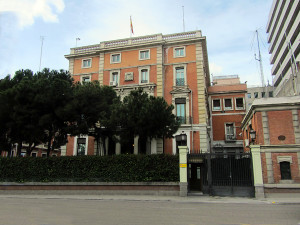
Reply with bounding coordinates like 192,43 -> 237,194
189,163 -> 202,191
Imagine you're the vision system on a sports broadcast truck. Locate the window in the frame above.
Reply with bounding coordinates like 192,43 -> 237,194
261,92 -> 266,98
138,66 -> 150,84
280,162 -> 291,180
235,98 -> 244,110
269,91 -> 273,97
212,99 -> 221,111
82,59 -> 92,68
139,50 -> 150,60
175,67 -> 185,86
42,153 -> 47,158
225,123 -> 235,140
81,75 -> 91,83
31,152 -> 37,157
140,69 -> 148,83
175,98 -> 186,124
111,53 -> 121,63
77,138 -> 86,156
254,92 -> 258,98
247,93 -> 251,98
224,98 -> 233,110
174,47 -> 185,58
110,70 -> 120,86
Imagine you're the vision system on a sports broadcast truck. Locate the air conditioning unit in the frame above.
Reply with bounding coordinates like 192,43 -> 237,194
110,81 -> 117,86
244,139 -> 249,147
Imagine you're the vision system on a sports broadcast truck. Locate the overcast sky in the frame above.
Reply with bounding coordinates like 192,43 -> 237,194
0,0 -> 274,86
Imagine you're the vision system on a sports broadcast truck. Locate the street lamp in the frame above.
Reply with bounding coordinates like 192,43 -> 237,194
249,128 -> 256,144
176,132 -> 187,146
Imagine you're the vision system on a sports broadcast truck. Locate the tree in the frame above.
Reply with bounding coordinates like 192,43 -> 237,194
33,68 -> 74,157
0,69 -> 74,157
66,81 -> 120,155
0,69 -> 39,156
116,89 -> 180,154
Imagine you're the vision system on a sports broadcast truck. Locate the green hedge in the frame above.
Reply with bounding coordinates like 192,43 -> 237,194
0,154 -> 179,182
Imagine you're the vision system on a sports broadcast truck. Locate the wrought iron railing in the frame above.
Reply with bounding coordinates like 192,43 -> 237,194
176,78 -> 185,86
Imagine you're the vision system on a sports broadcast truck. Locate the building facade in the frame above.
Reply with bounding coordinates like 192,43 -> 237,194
64,31 -> 211,155
266,0 -> 300,96
208,75 -> 247,154
242,96 -> 300,196
245,86 -> 274,111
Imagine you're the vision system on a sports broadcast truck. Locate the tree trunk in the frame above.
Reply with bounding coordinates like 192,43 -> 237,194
17,141 -> 22,157
47,136 -> 52,157
101,136 -> 107,156
26,142 -> 33,157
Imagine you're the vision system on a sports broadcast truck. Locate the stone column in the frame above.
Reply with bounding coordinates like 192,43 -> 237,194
134,136 -> 139,155
179,146 -> 189,197
115,142 -> 121,155
150,138 -> 157,154
251,145 -> 265,198
60,145 -> 67,156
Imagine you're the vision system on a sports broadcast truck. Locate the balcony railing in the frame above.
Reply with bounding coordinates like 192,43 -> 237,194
176,78 -> 185,86
225,134 -> 237,142
69,31 -> 202,55
177,116 -> 193,125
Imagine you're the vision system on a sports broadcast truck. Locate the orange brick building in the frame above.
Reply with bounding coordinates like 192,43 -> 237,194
208,75 -> 247,154
64,31 -> 211,155
242,96 -> 300,196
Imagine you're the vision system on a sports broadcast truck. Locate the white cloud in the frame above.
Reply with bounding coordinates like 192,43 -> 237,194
0,0 -> 65,28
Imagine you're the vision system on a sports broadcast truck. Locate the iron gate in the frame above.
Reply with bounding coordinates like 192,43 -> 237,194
187,152 -> 254,197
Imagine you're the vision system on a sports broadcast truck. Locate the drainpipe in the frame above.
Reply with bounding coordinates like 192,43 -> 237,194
190,89 -> 193,152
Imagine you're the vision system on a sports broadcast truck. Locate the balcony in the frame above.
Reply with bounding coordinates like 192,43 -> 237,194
225,134 -> 237,142
177,116 -> 193,125
176,78 -> 185,86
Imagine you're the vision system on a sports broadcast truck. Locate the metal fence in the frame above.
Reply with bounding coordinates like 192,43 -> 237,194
187,152 -> 254,197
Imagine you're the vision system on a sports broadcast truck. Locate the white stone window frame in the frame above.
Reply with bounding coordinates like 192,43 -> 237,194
225,122 -> 236,140
173,64 -> 187,86
235,97 -> 245,110
173,46 -> 186,58
139,49 -> 150,60
138,66 -> 150,84
80,74 -> 92,83
212,98 -> 222,111
73,135 -> 89,156
223,98 -> 233,111
110,53 -> 121,64
82,58 -> 92,68
110,70 -> 120,86
171,93 -> 190,125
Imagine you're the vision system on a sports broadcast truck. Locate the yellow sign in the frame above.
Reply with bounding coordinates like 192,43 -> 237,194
180,163 -> 187,168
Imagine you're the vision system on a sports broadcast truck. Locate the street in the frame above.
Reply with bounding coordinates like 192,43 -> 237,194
0,196 -> 299,225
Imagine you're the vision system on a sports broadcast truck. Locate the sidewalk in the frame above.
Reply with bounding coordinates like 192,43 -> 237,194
0,194 -> 299,205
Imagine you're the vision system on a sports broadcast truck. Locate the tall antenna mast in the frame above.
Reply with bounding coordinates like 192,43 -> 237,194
39,36 -> 45,72
182,6 -> 185,32
254,30 -> 265,87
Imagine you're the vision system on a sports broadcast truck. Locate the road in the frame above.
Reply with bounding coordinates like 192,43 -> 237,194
0,197 -> 299,225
